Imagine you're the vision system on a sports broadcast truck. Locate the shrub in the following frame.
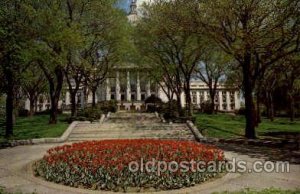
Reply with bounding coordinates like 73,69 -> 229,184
98,100 -> 117,114
145,95 -> 163,113
35,109 -> 63,115
160,100 -> 180,119
235,107 -> 246,115
145,94 -> 162,104
200,101 -> 214,114
75,107 -> 102,122
18,108 -> 29,117
35,139 -> 225,192
146,104 -> 161,113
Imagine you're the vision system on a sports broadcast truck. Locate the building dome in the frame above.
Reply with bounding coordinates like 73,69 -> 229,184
127,0 -> 138,23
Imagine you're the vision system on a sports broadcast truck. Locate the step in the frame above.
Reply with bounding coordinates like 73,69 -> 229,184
68,136 -> 194,142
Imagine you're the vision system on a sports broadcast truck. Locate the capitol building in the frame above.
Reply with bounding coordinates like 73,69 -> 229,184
25,0 -> 241,113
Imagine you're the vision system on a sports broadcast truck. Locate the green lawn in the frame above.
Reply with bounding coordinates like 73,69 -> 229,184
195,113 -> 300,139
0,114 -> 69,141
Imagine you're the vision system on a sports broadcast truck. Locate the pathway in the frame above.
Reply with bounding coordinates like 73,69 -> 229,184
0,112 -> 299,194
68,112 -> 194,141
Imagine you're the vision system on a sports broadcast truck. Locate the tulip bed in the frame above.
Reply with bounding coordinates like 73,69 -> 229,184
34,139 -> 225,192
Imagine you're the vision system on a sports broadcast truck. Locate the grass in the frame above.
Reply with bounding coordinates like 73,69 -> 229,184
214,188 -> 300,194
195,113 -> 300,139
0,186 -> 36,194
0,114 -> 69,141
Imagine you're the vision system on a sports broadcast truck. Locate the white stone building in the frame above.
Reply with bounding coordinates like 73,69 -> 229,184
25,64 -> 240,112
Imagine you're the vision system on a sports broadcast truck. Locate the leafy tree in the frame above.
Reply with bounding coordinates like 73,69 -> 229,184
280,54 -> 300,121
196,0 -> 300,138
136,0 -> 206,116
82,1 -> 130,107
29,0 -> 83,124
0,0 -> 33,136
21,62 -> 47,116
194,45 -> 232,114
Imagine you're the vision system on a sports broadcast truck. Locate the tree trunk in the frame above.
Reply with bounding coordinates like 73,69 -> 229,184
48,68 -> 64,124
49,95 -> 58,124
5,85 -> 14,138
184,87 -> 192,117
243,56 -> 256,139
209,90 -> 215,114
269,93 -> 274,122
256,92 -> 261,126
29,97 -> 35,117
289,95 -> 295,122
92,89 -> 96,108
70,92 -> 77,117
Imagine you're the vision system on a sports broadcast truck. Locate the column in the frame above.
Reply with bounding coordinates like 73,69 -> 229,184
234,91 -> 240,110
146,79 -> 151,97
196,91 -> 200,107
65,92 -> 70,105
219,91 -> 223,111
226,91 -> 231,111
106,78 -> 111,101
116,71 -> 121,101
126,71 -> 131,101
181,92 -> 185,108
136,72 -> 141,101
25,99 -> 30,111
204,91 -> 208,101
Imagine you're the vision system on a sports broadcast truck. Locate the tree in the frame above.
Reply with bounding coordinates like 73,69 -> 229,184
82,1 -> 130,107
29,0 -> 84,124
196,0 -> 300,138
136,0 -> 206,116
0,0 -> 32,137
281,54 -> 300,121
22,63 -> 47,116
194,45 -> 231,113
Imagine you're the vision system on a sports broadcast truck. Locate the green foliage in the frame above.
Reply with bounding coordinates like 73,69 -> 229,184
200,101 -> 214,114
69,107 -> 102,123
135,0 -> 207,116
145,94 -> 162,104
235,107 -> 246,115
145,95 -> 163,113
98,100 -> 118,114
160,100 -> 180,118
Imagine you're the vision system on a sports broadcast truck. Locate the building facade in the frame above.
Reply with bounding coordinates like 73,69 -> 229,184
25,66 -> 241,112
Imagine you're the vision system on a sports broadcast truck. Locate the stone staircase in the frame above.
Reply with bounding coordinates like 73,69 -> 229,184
67,112 -> 194,142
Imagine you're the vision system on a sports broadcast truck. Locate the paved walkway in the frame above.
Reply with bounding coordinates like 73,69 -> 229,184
0,112 -> 299,194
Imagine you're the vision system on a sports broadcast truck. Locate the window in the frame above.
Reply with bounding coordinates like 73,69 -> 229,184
192,92 -> 197,104
141,94 -> 146,101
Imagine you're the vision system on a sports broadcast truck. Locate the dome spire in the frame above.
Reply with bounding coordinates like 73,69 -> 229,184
129,0 -> 137,15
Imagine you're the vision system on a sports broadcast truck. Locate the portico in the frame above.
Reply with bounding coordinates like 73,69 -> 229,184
98,66 -> 155,111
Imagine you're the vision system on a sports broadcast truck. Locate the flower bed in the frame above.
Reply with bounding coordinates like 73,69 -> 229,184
34,139 -> 225,192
